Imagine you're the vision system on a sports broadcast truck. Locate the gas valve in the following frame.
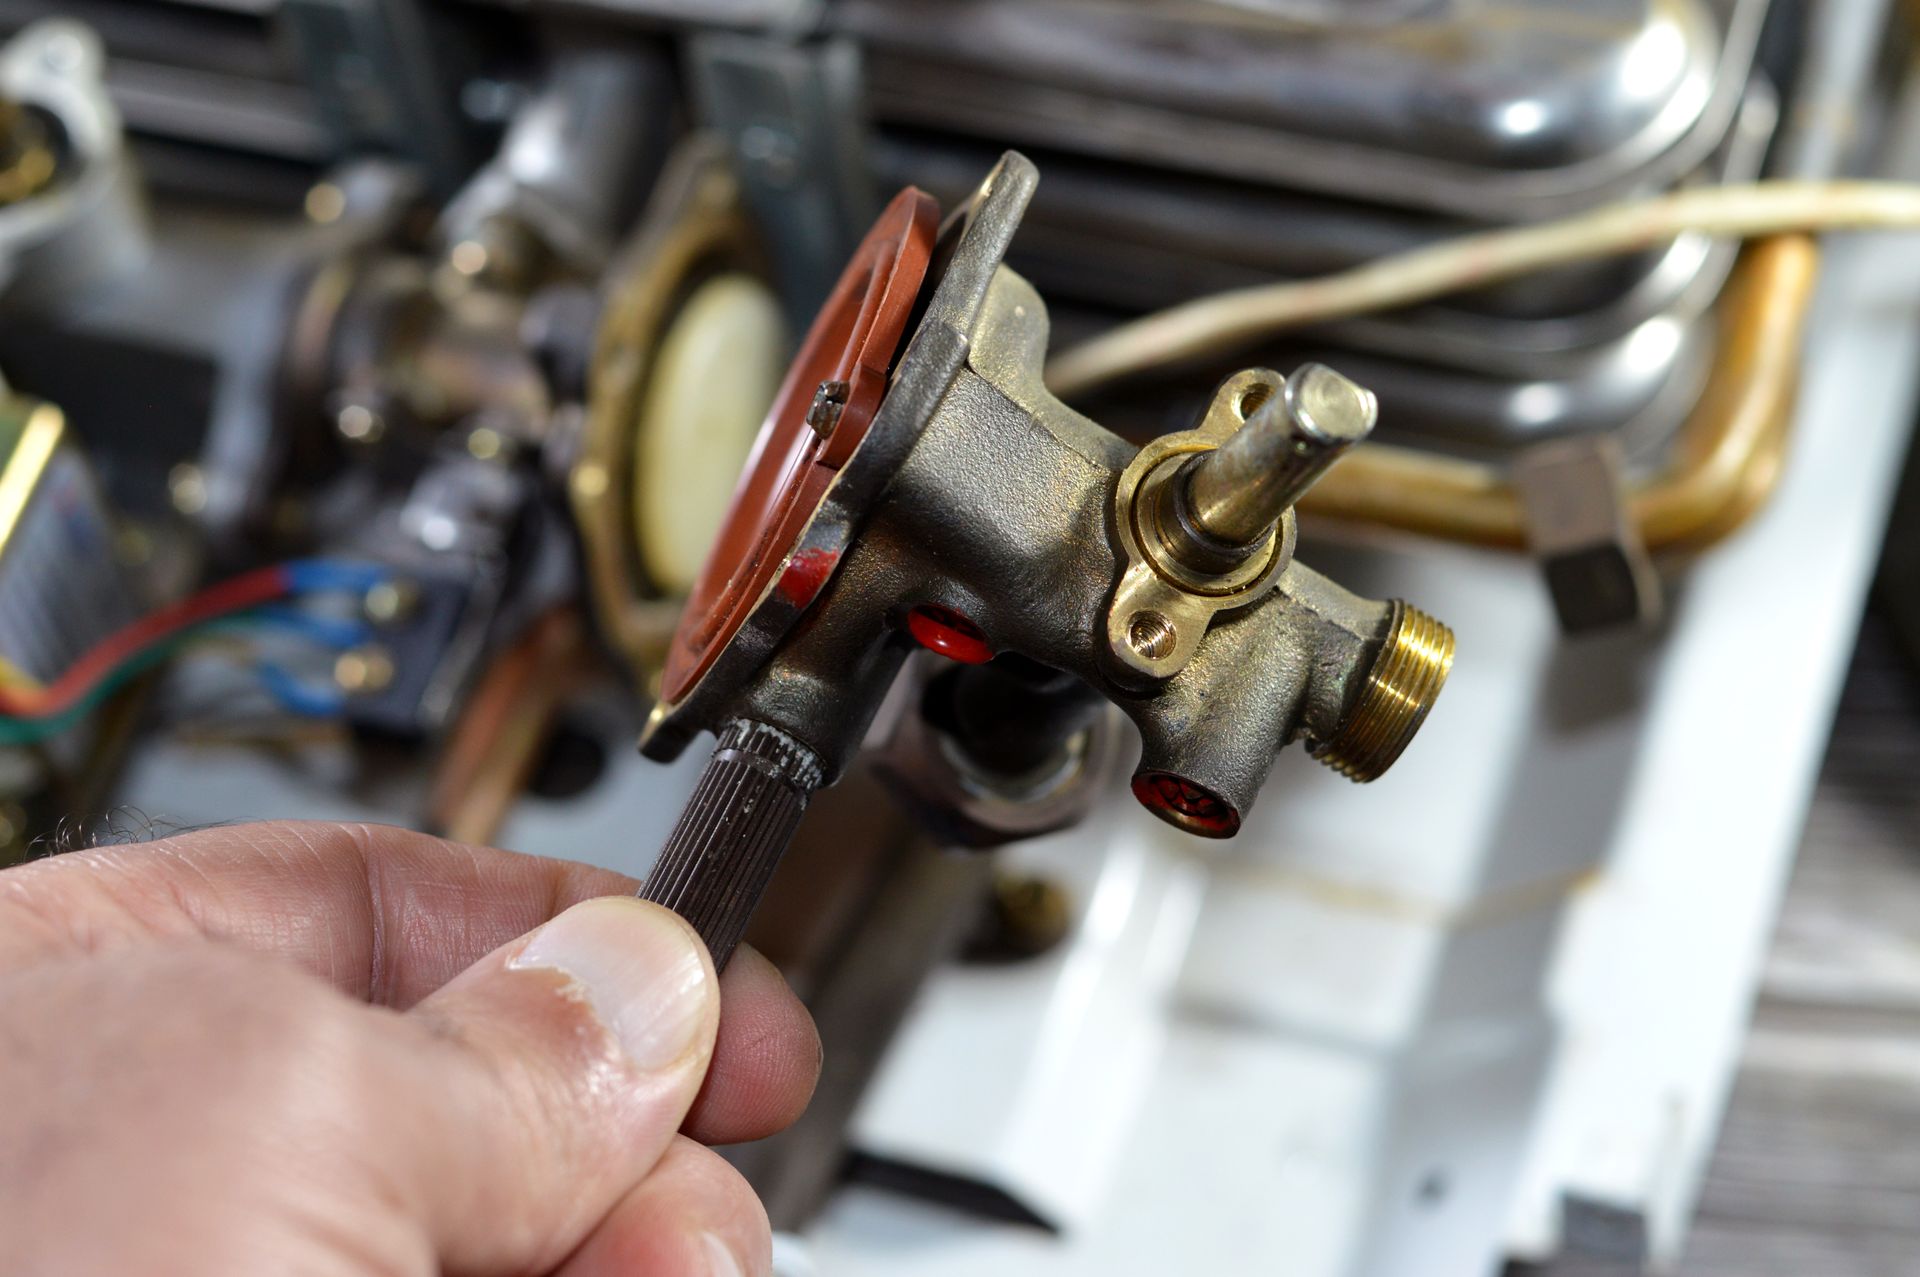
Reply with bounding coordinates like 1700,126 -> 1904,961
636,153 -> 1454,966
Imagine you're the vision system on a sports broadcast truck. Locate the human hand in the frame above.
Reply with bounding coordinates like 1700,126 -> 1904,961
0,821 -> 820,1276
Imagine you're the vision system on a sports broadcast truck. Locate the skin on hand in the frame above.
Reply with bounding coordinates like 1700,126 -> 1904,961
0,821 -> 822,1277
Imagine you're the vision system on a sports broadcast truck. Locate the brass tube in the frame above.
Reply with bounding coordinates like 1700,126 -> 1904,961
1296,235 -> 1818,553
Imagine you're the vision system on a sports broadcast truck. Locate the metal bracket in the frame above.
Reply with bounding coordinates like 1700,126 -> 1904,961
688,32 -> 875,327
1104,368 -> 1297,681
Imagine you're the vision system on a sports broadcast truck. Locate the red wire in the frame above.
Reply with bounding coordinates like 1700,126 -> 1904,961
0,564 -> 294,720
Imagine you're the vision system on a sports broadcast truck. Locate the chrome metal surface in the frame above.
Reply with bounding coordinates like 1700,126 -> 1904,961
0,20 -> 148,307
870,81 -> 1776,375
840,0 -> 1768,218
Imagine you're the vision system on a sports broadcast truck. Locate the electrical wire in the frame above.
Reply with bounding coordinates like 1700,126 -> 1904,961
0,631 -> 205,745
0,559 -> 388,725
0,564 -> 291,720
0,653 -> 41,694
254,661 -> 349,719
1043,180 -> 1920,399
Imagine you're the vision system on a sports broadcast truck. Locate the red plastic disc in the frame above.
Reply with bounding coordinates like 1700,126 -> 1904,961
660,187 -> 940,706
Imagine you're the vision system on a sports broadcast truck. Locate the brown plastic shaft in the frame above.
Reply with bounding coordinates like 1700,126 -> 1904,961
639,719 -> 825,970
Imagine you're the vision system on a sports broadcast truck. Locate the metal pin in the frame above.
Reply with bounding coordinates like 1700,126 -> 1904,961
1184,363 -> 1377,546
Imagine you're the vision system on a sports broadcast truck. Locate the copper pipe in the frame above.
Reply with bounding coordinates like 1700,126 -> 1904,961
427,608 -> 588,846
1297,235 -> 1819,553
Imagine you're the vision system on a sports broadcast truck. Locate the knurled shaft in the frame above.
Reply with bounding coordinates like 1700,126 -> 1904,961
639,719 -> 825,970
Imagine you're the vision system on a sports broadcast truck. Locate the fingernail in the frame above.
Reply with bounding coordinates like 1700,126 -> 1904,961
701,1231 -> 745,1277
509,898 -> 711,1071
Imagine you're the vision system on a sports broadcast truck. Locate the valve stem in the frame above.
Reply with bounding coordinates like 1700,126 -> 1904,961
1184,363 -> 1377,546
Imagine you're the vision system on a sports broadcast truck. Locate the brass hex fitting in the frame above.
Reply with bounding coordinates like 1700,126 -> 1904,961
1313,601 -> 1455,782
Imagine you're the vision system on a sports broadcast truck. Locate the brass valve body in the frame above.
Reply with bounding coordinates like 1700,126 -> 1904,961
642,153 -> 1455,840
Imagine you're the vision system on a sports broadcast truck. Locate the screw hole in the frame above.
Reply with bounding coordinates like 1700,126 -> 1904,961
1127,611 -> 1176,661
1416,1170 -> 1450,1208
1235,382 -> 1274,420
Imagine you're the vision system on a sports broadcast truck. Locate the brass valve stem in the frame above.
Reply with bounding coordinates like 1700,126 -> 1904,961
1151,364 -> 1377,579
1184,362 -> 1377,546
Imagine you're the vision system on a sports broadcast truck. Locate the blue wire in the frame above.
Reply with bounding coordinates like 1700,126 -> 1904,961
246,605 -> 373,650
284,559 -> 393,595
255,660 -> 349,719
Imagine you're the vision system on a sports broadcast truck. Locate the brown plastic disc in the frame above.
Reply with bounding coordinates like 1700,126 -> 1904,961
659,186 -> 940,706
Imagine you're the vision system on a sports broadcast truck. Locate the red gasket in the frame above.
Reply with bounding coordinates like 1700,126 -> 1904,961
906,605 -> 995,665
660,186 -> 940,706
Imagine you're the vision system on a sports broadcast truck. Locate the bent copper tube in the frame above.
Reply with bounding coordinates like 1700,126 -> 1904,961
1297,235 -> 1817,554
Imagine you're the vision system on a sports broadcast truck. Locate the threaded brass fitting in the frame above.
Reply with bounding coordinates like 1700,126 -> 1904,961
1314,601 -> 1454,783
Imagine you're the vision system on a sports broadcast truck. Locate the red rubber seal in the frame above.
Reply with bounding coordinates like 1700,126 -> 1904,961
660,187 -> 940,706
1131,771 -> 1241,838
906,605 -> 994,664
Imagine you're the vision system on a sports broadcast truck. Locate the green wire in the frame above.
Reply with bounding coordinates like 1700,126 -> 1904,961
0,618 -> 262,747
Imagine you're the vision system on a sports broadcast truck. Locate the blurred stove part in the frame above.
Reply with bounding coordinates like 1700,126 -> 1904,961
1295,235 -> 1813,552
868,653 -> 1126,852
221,50 -> 677,723
279,0 -> 487,192
0,0 -> 341,195
0,19 -> 149,308
0,386 -> 149,865
836,0 -> 1768,220
1512,437 -> 1663,634
0,16 -> 404,539
0,392 -> 140,689
687,31 -> 874,324
0,158 -> 418,536
873,82 -> 1775,357
569,135 -> 789,682
879,80 -> 1771,459
436,39 -> 674,272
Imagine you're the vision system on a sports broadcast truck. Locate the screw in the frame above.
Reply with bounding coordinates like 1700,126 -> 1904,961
448,238 -> 489,278
806,380 -> 850,439
466,427 -> 503,461
333,646 -> 395,695
1127,611 -> 1176,661
737,125 -> 800,187
304,182 -> 345,224
167,463 -> 207,516
572,462 -> 610,500
363,580 -> 419,626
335,402 -> 385,445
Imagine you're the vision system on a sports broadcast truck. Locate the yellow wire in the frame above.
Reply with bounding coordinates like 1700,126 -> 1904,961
0,652 -> 43,693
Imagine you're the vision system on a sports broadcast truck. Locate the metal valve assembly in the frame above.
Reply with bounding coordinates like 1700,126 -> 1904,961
637,152 -> 1455,964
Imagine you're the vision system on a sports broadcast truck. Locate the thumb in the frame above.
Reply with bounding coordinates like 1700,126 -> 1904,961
386,896 -> 721,1274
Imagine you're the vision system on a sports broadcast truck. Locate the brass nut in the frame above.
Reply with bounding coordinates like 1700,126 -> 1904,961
166,463 -> 207,517
1314,602 -> 1454,783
